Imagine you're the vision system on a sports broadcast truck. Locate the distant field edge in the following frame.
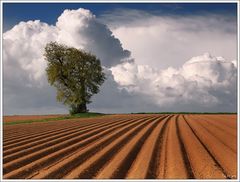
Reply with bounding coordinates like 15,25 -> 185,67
131,112 -> 237,114
3,112 -> 106,125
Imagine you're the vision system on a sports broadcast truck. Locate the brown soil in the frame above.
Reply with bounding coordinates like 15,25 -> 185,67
2,114 -> 237,179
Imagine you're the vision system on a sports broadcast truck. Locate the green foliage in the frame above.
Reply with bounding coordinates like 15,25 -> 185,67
44,42 -> 105,114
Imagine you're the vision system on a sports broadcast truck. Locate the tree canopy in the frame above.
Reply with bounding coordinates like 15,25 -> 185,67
44,42 -> 105,114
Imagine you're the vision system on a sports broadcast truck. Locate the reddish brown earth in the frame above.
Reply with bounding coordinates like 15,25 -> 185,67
2,114 -> 237,179
3,115 -> 67,122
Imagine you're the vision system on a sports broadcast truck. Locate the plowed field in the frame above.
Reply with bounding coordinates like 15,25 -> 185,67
3,114 -> 237,179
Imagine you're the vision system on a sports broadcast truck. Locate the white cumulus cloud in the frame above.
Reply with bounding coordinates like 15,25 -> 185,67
3,8 -> 131,114
102,9 -> 237,70
3,8 -> 237,114
56,8 -> 130,67
111,53 -> 237,112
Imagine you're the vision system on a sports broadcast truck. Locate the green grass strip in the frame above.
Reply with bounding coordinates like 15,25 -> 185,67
4,113 -> 106,125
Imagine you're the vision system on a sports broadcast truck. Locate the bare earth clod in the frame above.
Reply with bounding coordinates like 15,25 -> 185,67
3,114 -> 237,179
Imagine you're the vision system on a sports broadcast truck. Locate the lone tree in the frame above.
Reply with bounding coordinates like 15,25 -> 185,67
44,42 -> 105,114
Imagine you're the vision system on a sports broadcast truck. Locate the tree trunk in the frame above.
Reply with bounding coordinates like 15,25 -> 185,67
77,79 -> 87,113
70,103 -> 87,115
76,103 -> 87,113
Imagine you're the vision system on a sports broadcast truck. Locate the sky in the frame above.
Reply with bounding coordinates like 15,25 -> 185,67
3,3 -> 237,32
2,3 -> 238,114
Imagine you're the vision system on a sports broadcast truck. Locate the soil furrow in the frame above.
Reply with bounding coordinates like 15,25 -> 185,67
3,121 -> 96,145
4,116 -> 156,179
3,116 -> 150,176
3,115 -> 140,141
188,115 -> 236,154
193,115 -> 236,137
3,116 -> 140,158
203,115 -> 236,129
160,115 -> 189,179
157,116 -> 170,178
3,119 -> 100,141
185,115 -> 237,179
3,116 -> 132,147
30,116 -> 158,179
63,115 -> 168,179
95,116 -> 166,179
126,115 -> 171,179
179,115 -> 226,179
3,117 -> 144,163
3,121 -> 84,138
175,115 -> 195,179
